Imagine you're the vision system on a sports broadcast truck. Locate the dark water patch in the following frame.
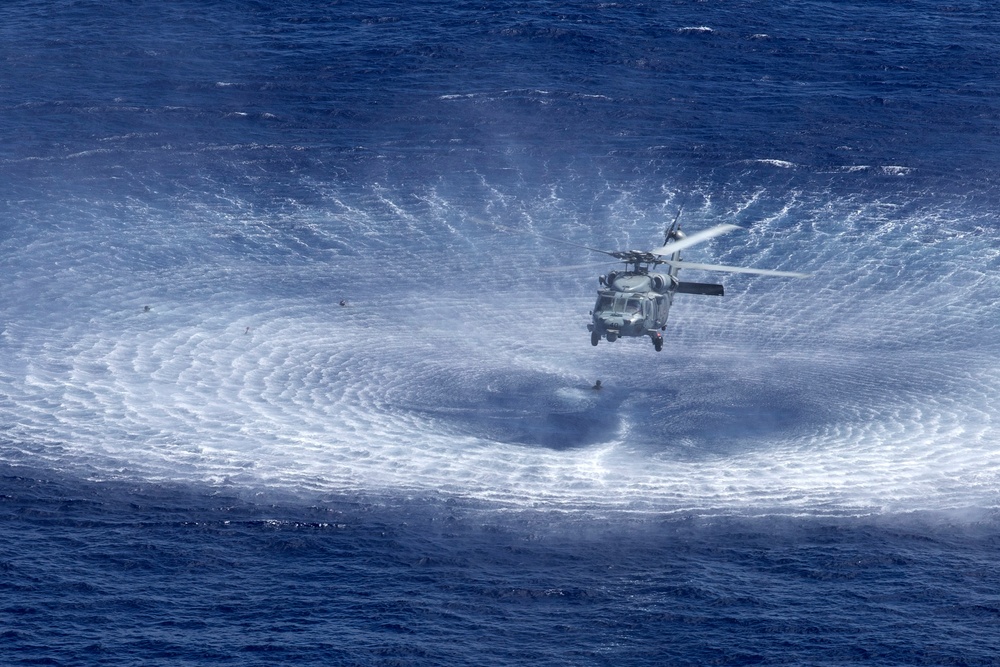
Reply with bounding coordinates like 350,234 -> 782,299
393,368 -> 624,449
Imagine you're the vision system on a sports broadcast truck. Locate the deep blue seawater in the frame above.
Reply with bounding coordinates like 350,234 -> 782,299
3,0 -> 1000,664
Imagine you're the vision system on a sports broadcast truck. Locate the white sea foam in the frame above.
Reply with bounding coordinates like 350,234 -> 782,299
1,193 -> 999,516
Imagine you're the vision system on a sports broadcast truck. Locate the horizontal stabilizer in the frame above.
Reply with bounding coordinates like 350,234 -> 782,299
676,281 -> 724,296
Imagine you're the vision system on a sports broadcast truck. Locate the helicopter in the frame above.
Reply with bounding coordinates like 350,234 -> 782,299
532,214 -> 810,351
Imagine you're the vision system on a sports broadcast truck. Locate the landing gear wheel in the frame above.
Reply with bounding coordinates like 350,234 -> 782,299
606,332 -> 618,343
591,331 -> 600,346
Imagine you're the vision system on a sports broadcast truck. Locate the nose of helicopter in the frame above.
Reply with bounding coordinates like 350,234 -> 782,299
595,312 -> 631,334
596,312 -> 622,326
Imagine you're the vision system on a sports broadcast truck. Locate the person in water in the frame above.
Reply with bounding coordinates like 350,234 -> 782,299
592,380 -> 602,390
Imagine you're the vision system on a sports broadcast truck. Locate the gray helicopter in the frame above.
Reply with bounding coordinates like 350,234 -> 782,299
546,216 -> 810,351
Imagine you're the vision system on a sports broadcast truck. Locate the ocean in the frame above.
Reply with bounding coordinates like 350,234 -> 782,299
2,0 -> 1000,664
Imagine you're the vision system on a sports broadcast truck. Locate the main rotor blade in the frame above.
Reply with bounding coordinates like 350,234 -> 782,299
649,224 -> 741,256
665,259 -> 811,278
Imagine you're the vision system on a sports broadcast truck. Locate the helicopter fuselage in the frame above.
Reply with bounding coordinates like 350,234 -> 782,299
586,245 -> 729,351
588,269 -> 676,351
514,218 -> 805,352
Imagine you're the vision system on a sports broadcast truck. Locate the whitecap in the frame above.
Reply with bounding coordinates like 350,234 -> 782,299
752,159 -> 797,168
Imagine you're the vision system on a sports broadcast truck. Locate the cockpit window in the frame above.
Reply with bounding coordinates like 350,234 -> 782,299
595,295 -> 614,311
596,295 -> 646,314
